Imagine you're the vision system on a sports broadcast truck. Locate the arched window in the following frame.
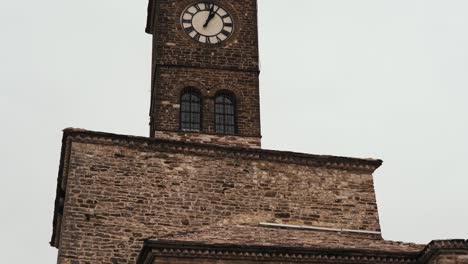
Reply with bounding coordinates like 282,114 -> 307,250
215,92 -> 236,135
180,88 -> 201,131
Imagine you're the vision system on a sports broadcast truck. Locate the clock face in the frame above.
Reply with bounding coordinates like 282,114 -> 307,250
181,2 -> 234,44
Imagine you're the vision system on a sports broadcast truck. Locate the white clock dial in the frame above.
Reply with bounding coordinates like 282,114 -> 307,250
181,2 -> 234,44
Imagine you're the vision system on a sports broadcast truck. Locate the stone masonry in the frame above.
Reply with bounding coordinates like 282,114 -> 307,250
147,0 -> 261,147
51,129 -> 382,263
153,130 -> 261,149
150,67 -> 261,147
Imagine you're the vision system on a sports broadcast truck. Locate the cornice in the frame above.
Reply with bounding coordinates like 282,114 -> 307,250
146,0 -> 155,34
50,131 -> 72,248
417,239 -> 468,263
138,240 -> 419,264
62,128 -> 383,174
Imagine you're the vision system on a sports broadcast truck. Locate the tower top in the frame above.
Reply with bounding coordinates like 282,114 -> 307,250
147,0 -> 261,148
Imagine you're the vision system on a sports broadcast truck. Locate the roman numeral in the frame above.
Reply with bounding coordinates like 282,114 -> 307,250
194,33 -> 201,41
221,14 -> 230,19
216,36 -> 222,42
182,19 -> 191,24
221,30 -> 230,37
206,37 -> 211,44
194,4 -> 201,11
224,22 -> 233,28
185,26 -> 195,33
204,3 -> 211,10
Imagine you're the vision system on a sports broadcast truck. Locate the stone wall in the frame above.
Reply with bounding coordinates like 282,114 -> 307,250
153,130 -> 261,148
150,66 -> 261,140
149,0 -> 259,71
148,0 -> 261,140
53,130 -> 382,264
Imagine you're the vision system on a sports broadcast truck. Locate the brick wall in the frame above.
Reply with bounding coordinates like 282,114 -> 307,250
54,131 -> 382,263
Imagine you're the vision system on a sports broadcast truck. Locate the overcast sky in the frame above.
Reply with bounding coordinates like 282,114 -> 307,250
1,0 -> 467,262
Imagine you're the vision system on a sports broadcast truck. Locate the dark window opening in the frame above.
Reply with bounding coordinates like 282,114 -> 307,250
215,92 -> 236,135
180,88 -> 202,131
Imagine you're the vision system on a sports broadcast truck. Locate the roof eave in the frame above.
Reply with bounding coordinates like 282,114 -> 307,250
138,240 -> 420,264
145,0 -> 155,34
49,130 -> 73,248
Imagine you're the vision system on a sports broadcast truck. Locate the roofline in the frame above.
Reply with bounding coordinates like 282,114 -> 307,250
417,239 -> 468,262
138,239 -> 468,264
59,128 -> 382,172
49,131 -> 71,248
259,222 -> 382,235
145,0 -> 155,34
137,239 -> 421,264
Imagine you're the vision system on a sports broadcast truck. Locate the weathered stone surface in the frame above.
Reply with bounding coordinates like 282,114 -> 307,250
429,253 -> 468,264
157,224 -> 423,253
52,129 -> 383,263
153,130 -> 261,148
420,240 -> 468,264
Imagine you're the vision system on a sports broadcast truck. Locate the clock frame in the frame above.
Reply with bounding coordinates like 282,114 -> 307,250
179,1 -> 237,45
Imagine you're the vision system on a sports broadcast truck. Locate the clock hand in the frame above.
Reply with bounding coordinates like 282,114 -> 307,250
203,4 -> 216,28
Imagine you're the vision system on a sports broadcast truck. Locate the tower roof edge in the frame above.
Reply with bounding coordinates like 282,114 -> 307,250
145,0 -> 155,34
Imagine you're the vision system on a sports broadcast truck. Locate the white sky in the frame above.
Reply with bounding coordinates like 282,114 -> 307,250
0,0 -> 467,262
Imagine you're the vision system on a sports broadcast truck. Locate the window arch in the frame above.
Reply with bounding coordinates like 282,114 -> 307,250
215,92 -> 236,135
180,88 -> 202,131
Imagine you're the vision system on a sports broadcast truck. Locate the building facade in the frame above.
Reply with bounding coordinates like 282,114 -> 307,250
50,0 -> 468,263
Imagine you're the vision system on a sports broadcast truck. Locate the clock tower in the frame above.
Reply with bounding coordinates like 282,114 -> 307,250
146,0 -> 261,148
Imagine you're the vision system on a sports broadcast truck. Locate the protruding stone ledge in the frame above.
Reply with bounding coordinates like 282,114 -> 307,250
62,128 -> 383,174
137,240 -> 420,264
418,239 -> 468,263
138,239 -> 468,264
